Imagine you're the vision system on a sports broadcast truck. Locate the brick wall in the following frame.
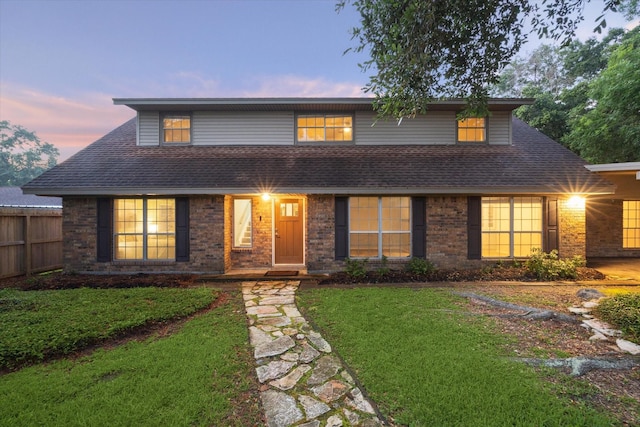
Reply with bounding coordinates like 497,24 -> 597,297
426,196 -> 481,269
586,199 -> 640,258
306,195 -> 341,273
63,196 -> 225,274
558,196 -> 586,258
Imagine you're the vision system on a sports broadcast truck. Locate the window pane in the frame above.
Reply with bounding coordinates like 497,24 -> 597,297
514,233 -> 542,257
458,117 -> 486,142
233,199 -> 252,248
350,197 -> 378,232
382,233 -> 410,257
163,116 -> 190,143
350,233 -> 378,257
115,234 -> 143,260
482,197 -> 510,232
482,232 -> 510,258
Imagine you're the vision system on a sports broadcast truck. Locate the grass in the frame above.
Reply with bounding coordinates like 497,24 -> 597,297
0,287 -> 216,369
0,288 -> 261,427
298,287 -> 616,426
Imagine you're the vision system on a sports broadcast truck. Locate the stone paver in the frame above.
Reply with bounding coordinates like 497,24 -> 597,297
242,280 -> 386,426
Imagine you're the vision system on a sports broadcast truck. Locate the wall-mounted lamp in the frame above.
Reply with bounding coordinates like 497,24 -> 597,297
567,195 -> 585,209
262,193 -> 271,202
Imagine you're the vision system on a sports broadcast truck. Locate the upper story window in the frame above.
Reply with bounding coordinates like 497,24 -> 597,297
457,117 -> 486,143
297,114 -> 353,142
162,114 -> 191,143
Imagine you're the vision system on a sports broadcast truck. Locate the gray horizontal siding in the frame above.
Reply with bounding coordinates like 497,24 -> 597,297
354,111 -> 455,145
137,112 -> 159,146
192,111 -> 294,145
488,111 -> 512,145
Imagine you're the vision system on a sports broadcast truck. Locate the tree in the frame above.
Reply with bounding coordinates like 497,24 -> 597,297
340,0 -> 634,118
0,121 -> 59,186
563,27 -> 640,162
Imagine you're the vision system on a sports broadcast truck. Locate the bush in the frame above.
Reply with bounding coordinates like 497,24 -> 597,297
524,249 -> 584,280
596,293 -> 640,342
406,257 -> 436,275
344,258 -> 368,279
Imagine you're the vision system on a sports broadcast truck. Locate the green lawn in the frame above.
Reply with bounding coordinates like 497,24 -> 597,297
297,287 -> 616,427
0,287 -> 262,427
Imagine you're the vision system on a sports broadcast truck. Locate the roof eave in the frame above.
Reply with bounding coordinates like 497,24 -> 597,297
21,185 -> 615,197
113,97 -> 534,112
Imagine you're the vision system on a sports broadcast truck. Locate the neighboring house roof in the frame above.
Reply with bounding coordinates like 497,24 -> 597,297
22,111 -> 615,197
0,186 -> 62,208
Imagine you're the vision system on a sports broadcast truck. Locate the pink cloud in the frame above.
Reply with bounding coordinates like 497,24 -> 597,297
0,75 -> 368,162
0,83 -> 133,161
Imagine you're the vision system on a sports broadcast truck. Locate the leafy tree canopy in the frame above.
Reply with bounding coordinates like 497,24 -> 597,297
0,121 -> 59,186
340,0 -> 634,118
564,27 -> 640,162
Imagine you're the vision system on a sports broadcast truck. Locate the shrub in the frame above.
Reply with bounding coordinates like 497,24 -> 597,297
524,249 -> 584,280
596,293 -> 640,342
406,257 -> 436,275
376,255 -> 390,276
345,258 -> 368,279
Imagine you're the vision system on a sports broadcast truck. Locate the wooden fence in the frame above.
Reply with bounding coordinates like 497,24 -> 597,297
0,207 -> 63,279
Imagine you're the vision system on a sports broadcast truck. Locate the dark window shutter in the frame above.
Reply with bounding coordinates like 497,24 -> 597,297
335,197 -> 348,260
545,197 -> 558,253
468,196 -> 481,259
412,197 -> 426,258
175,197 -> 190,262
97,198 -> 112,262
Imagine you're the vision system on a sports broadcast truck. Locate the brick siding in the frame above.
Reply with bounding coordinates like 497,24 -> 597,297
586,199 -> 640,258
558,196 -> 586,259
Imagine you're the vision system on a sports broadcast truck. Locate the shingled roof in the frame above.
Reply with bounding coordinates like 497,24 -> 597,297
22,116 -> 614,196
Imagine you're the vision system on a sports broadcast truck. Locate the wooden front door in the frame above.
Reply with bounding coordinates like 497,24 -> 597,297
275,198 -> 303,264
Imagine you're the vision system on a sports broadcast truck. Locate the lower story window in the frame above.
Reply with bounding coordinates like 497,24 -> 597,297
114,198 -> 176,260
233,198 -> 252,248
349,196 -> 410,258
481,197 -> 542,258
623,200 -> 640,248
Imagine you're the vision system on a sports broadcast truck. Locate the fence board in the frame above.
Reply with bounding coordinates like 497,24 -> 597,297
0,208 -> 62,279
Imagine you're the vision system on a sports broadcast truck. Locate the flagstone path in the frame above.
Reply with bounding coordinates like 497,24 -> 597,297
242,280 -> 387,427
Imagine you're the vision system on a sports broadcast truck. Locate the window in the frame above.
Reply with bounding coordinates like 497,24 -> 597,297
457,117 -> 486,142
481,197 -> 542,258
623,201 -> 640,248
233,199 -> 252,248
297,114 -> 353,142
114,198 -> 176,260
349,197 -> 410,258
162,115 -> 191,143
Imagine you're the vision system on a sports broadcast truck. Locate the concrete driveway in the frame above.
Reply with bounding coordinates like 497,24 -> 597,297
588,258 -> 640,283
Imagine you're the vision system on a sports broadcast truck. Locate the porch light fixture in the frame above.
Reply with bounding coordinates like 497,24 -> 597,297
262,193 -> 271,201
567,195 -> 585,209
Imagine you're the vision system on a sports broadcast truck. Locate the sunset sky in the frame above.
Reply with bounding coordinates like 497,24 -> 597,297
1,0 -> 637,161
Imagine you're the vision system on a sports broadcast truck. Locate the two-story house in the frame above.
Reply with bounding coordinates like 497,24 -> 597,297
22,98 -> 616,274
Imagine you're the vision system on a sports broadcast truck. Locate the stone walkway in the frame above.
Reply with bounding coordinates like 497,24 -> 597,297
242,280 -> 386,427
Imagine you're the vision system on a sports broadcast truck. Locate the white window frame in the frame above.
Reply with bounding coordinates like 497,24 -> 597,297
113,198 -> 176,260
349,196 -> 411,259
296,113 -> 354,143
481,197 -> 543,258
623,200 -> 640,249
233,198 -> 253,249
161,114 -> 192,144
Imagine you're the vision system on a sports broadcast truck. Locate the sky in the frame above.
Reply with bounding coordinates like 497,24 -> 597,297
1,0 -> 638,161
